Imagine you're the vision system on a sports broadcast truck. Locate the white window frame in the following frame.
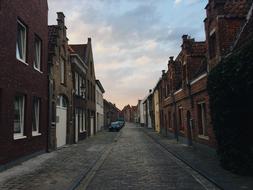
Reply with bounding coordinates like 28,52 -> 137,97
34,36 -> 42,72
14,95 -> 26,140
32,97 -> 41,136
16,20 -> 27,64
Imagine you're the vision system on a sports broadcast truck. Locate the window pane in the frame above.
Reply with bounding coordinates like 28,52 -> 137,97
34,36 -> 41,70
32,97 -> 40,132
16,21 -> 26,61
14,95 -> 24,134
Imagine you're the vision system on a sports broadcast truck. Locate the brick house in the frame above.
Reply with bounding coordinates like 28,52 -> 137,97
103,99 -> 120,127
48,12 -> 74,149
70,38 -> 96,137
122,105 -> 131,122
0,0 -> 48,164
69,46 -> 88,142
159,0 -> 252,147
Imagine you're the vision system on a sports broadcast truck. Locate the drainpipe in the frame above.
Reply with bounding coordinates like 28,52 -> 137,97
47,64 -> 53,153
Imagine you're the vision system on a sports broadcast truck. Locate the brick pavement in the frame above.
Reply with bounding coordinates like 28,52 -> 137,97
0,130 -> 118,190
143,128 -> 253,190
84,123 -> 218,190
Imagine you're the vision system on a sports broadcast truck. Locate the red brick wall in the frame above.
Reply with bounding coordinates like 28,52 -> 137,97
0,0 -> 48,164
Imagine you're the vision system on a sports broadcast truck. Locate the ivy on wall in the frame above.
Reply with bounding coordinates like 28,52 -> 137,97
207,39 -> 253,175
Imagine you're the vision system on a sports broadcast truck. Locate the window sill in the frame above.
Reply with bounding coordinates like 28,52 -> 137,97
17,58 -> 28,66
33,66 -> 43,74
14,135 -> 27,140
32,132 -> 42,137
198,135 -> 209,140
80,130 -> 86,133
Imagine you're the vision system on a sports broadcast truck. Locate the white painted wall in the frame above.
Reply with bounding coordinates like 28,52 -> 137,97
96,84 -> 104,132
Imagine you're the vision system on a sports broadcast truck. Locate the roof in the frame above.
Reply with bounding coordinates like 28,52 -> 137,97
96,80 -> 105,93
69,44 -> 88,64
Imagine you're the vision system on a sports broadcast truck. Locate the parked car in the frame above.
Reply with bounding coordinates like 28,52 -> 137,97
109,122 -> 121,132
117,117 -> 125,128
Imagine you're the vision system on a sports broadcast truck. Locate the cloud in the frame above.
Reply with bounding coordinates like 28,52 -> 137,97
48,0 -> 207,109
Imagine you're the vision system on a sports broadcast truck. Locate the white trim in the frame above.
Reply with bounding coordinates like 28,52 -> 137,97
32,132 -> 42,137
14,134 -> 27,140
33,66 -> 43,74
198,135 -> 209,140
16,20 -> 27,63
209,28 -> 216,36
190,73 -> 207,85
174,88 -> 183,95
17,58 -> 29,66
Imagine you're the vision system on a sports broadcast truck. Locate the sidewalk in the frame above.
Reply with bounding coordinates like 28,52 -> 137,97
143,128 -> 253,190
0,130 -> 119,190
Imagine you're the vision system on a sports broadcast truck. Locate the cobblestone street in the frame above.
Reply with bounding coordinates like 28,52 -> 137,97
79,123 -> 218,190
0,123 -> 219,190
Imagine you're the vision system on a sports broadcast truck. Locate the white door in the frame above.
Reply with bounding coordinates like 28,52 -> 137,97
56,96 -> 67,148
90,117 -> 94,136
56,107 -> 67,147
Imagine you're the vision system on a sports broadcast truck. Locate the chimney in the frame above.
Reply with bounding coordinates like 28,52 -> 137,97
57,12 -> 65,26
168,56 -> 174,67
88,37 -> 92,43
182,34 -> 188,41
149,89 -> 152,93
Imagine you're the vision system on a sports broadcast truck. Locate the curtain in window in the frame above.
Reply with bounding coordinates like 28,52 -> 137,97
34,39 -> 41,69
14,96 -> 24,134
16,24 -> 25,60
33,98 -> 40,132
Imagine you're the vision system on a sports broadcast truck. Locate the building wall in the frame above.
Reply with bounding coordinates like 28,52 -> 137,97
96,84 -> 104,132
0,0 -> 48,164
154,89 -> 160,132
48,13 -> 74,150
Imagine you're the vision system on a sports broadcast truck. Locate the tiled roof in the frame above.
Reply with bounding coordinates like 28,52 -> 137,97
69,44 -> 87,64
48,25 -> 59,54
224,0 -> 252,18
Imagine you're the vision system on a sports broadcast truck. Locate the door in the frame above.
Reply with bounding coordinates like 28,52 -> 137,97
56,96 -> 67,148
187,111 -> 193,146
75,109 -> 79,143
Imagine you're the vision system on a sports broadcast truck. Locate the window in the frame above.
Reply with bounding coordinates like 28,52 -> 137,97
60,58 -> 65,84
209,32 -> 217,59
14,95 -> 25,139
81,110 -> 86,132
32,97 -> 40,135
75,73 -> 79,95
34,36 -> 42,71
178,106 -> 183,131
16,20 -> 27,62
197,102 -> 208,137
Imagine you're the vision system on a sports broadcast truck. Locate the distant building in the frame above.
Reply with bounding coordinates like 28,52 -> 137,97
103,99 -> 120,127
96,80 -> 105,132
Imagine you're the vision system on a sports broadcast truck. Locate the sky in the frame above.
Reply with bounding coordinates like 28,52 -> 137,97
48,0 -> 208,110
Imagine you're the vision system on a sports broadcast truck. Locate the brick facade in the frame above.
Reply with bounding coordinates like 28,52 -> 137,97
157,0 -> 252,148
70,39 -> 96,137
0,0 -> 48,164
48,13 -> 74,149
